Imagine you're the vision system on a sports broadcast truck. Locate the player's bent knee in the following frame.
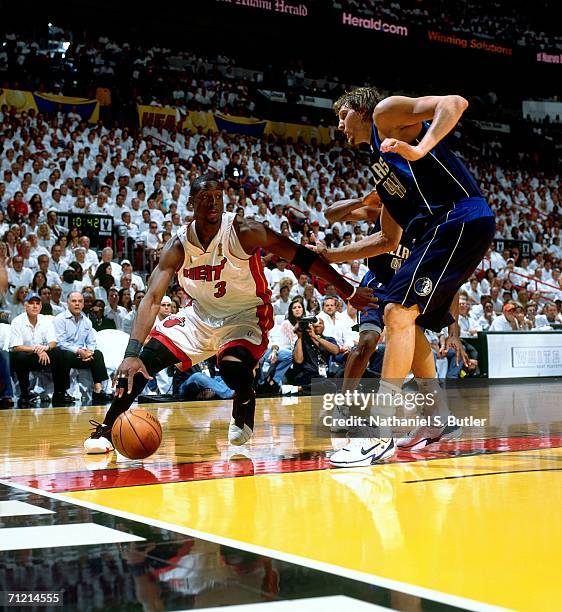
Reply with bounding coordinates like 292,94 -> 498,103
384,302 -> 418,329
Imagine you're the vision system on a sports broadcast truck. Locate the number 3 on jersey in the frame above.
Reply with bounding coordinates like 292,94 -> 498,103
214,281 -> 226,298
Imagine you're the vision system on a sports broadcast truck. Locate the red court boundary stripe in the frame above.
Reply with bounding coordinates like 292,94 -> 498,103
4,435 -> 562,493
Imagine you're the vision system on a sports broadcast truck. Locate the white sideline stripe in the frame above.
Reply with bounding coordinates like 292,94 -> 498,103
422,223 -> 465,314
0,479 -> 503,612
0,500 -> 55,517
407,160 -> 433,215
0,522 -> 144,551
183,596 -> 388,611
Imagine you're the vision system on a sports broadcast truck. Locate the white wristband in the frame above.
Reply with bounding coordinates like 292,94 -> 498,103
346,287 -> 357,302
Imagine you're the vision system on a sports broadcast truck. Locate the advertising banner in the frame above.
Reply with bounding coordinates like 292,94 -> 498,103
0,88 -> 99,122
138,106 -> 332,144
486,331 -> 562,378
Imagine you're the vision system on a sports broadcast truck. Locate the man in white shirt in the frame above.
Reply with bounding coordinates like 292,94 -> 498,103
80,236 -> 100,271
458,297 -> 481,338
318,296 -> 353,355
9,292 -> 69,406
290,273 -> 321,301
104,287 -> 127,331
7,256 -> 33,294
268,258 -> 298,292
140,221 -> 161,251
120,260 -> 145,292
48,244 -> 69,277
50,284 -> 67,316
99,247 -> 122,280
309,202 -> 329,228
490,303 -> 521,331
268,205 -> 290,233
535,302 -> 562,329
37,255 -> 62,287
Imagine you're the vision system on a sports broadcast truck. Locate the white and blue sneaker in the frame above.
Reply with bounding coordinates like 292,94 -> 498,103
396,424 -> 462,451
329,437 -> 396,467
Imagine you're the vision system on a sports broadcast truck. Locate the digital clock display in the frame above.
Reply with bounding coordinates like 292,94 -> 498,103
57,213 -> 114,249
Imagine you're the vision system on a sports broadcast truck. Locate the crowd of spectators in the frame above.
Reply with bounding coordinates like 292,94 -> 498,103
1,23 -> 561,407
0,96 -> 561,407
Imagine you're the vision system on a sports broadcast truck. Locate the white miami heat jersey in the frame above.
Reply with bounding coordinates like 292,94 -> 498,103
176,212 -> 271,321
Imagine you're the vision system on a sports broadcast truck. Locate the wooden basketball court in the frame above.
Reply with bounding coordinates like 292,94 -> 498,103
1,379 -> 561,611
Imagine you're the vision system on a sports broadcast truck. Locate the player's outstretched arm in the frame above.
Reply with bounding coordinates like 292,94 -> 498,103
236,219 -> 378,311
325,191 -> 381,224
115,237 -> 184,395
373,95 -> 469,161
316,206 -> 402,264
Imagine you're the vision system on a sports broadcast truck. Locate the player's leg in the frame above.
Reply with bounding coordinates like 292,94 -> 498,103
397,326 -> 461,450
331,226 -> 455,468
84,339 -> 182,453
341,329 -> 381,393
218,345 -> 258,446
329,330 -> 380,433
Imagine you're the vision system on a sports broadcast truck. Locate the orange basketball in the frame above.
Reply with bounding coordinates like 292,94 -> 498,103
111,409 -> 162,460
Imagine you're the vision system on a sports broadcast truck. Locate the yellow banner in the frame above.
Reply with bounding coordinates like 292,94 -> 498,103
137,106 -> 332,144
0,88 -> 37,113
0,88 -> 100,122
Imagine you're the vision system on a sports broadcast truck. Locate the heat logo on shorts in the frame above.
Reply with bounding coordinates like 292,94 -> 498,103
163,316 -> 186,328
414,277 -> 433,296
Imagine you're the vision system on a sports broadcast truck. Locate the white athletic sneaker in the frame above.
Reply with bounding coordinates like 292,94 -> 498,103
84,420 -> 115,454
329,437 -> 396,467
396,424 -> 462,451
228,420 -> 254,446
228,391 -> 255,446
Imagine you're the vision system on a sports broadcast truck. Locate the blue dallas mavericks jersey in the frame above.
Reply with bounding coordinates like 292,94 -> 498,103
369,122 -> 483,239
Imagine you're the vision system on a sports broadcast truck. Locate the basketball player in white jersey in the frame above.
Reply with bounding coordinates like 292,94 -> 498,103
85,174 -> 376,453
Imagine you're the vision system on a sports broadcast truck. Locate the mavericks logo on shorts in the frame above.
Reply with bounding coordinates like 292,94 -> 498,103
414,277 -> 433,297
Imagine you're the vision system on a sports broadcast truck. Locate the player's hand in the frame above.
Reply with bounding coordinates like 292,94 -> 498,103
114,357 -> 153,397
306,242 -> 329,260
38,351 -> 50,366
380,138 -> 426,161
349,287 -> 378,312
445,335 -> 469,368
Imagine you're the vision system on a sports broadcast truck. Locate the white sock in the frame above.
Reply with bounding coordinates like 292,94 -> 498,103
415,377 -> 450,426
372,380 -> 402,438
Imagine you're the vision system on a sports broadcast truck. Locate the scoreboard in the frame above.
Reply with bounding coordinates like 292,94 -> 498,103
57,213 -> 114,249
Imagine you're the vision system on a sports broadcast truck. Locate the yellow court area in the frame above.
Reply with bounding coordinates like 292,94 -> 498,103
3,380 -> 562,611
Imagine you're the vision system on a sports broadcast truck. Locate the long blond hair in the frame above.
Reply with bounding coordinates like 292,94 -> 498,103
333,87 -> 384,121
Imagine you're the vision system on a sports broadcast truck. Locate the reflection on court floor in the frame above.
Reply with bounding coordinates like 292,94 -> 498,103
1,380 -> 561,611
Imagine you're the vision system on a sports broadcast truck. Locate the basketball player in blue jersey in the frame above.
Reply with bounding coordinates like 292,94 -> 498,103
324,193 -> 465,447
318,88 -> 494,466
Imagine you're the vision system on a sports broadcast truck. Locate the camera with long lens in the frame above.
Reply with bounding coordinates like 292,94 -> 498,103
298,315 -> 318,332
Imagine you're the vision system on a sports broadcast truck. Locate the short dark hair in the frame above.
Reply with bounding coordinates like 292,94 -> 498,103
333,87 -> 384,121
190,173 -> 221,198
